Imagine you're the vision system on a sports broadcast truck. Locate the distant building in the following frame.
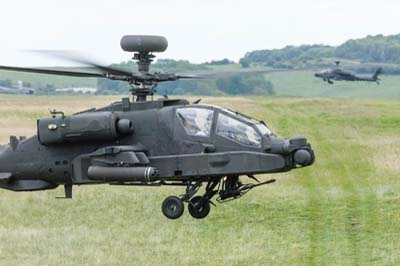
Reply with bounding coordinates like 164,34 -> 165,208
56,87 -> 97,94
0,80 -> 35,95
0,86 -> 35,95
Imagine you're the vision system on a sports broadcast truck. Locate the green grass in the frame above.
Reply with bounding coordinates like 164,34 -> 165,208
0,95 -> 399,265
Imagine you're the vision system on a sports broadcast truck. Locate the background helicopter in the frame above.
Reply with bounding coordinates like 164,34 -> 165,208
314,61 -> 382,84
0,35 -> 315,219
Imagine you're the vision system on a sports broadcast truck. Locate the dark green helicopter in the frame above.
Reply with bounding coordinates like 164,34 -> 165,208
0,36 -> 315,219
315,61 -> 382,84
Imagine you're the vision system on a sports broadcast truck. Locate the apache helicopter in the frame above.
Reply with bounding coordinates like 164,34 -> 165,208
0,35 -> 315,219
314,61 -> 382,84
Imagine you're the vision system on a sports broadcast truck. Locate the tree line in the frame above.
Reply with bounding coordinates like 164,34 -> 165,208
241,33 -> 400,73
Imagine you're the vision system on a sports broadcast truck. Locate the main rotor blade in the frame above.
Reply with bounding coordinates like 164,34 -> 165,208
176,69 -> 287,79
0,65 -> 105,78
30,50 -> 133,77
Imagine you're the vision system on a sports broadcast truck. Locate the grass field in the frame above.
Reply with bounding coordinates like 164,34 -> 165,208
0,95 -> 399,266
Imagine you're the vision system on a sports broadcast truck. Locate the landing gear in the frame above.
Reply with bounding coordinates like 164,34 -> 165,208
161,196 -> 184,219
160,176 -> 275,219
188,196 -> 211,219
161,178 -> 219,220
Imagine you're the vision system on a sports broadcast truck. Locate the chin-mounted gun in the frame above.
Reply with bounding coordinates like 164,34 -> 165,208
217,175 -> 276,203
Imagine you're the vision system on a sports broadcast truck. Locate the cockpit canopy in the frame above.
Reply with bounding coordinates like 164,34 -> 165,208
319,69 -> 331,74
216,113 -> 261,147
176,108 -> 213,137
176,106 -> 272,148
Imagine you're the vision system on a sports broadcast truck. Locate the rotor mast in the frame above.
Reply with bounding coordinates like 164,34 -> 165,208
120,35 -> 168,102
132,52 -> 155,102
134,52 -> 155,73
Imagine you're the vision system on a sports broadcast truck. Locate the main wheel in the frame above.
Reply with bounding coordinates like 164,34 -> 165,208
188,196 -> 211,219
162,196 -> 184,219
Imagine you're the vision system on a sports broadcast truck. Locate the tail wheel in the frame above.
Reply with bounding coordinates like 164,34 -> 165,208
162,196 -> 184,219
188,196 -> 211,219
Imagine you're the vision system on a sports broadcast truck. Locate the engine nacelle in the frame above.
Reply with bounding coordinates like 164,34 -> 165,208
37,112 -> 133,145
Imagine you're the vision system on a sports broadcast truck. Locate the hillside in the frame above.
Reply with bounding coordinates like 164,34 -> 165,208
0,95 -> 399,265
241,33 -> 400,71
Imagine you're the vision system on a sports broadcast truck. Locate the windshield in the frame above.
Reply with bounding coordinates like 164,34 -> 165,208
176,108 -> 213,137
215,106 -> 273,136
216,113 -> 261,147
256,123 -> 272,136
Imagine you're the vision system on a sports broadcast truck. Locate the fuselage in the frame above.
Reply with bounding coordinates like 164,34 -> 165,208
0,98 -> 314,191
315,68 -> 379,82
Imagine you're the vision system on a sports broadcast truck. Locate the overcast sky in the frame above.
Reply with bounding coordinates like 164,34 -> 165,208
1,0 -> 399,66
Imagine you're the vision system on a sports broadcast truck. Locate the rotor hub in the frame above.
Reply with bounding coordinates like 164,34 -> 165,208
133,52 -> 155,73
